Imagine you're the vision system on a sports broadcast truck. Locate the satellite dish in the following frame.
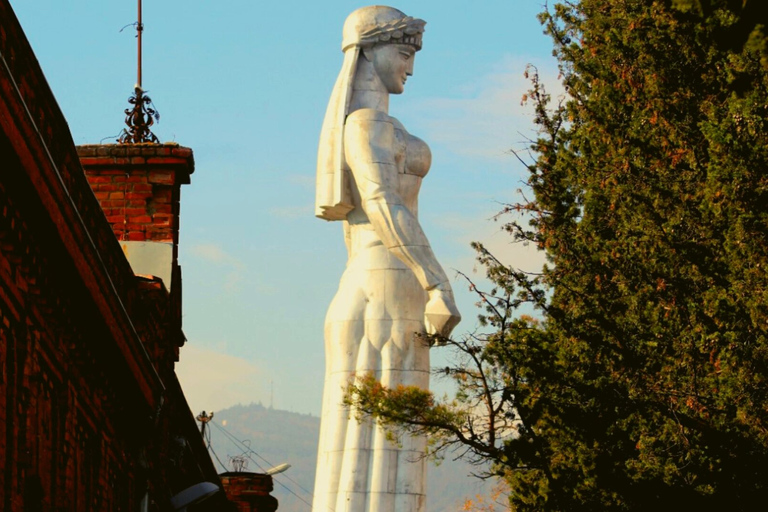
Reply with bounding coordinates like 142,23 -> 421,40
170,482 -> 220,511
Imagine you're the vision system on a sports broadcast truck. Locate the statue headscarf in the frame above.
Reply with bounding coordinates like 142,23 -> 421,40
315,6 -> 426,221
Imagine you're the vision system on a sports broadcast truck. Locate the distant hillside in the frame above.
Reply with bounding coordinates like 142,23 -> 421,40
205,403 -> 493,512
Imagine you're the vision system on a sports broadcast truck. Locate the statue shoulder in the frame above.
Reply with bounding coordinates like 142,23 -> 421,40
346,108 -> 406,131
346,108 -> 394,125
344,108 -> 399,164
344,108 -> 398,152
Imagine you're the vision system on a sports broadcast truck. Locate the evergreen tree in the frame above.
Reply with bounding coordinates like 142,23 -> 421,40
347,1 -> 768,509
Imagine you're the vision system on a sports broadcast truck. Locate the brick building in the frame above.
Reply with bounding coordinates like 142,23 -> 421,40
0,1 -> 246,510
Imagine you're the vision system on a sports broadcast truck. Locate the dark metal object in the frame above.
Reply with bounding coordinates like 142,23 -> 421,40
118,0 -> 160,144
118,86 -> 159,144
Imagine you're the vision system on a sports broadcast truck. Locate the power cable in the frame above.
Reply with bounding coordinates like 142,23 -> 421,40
210,423 -> 266,472
213,422 -> 313,509
209,420 -> 320,511
204,426 -> 229,473
215,422 -> 314,497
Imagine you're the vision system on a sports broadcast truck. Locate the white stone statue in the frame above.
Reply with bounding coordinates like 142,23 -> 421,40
313,6 -> 461,512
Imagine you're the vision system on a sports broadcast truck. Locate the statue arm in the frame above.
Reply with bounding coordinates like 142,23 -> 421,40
345,109 -> 447,289
345,108 -> 460,336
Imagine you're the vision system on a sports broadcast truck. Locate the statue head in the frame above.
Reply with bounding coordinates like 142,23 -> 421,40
341,6 -> 425,52
343,6 -> 425,95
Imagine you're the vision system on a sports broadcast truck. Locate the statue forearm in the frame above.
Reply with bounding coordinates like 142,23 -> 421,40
363,195 -> 449,291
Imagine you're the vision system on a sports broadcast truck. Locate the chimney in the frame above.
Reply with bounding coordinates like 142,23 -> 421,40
76,143 -> 193,294
219,472 -> 279,512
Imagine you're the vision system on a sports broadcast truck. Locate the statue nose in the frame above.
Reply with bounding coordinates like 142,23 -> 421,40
406,56 -> 415,76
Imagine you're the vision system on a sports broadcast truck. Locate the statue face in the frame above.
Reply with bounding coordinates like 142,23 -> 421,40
370,43 -> 416,95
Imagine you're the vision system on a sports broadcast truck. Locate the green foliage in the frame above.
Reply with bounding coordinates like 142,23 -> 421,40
671,1 -> 768,68
347,1 -> 768,510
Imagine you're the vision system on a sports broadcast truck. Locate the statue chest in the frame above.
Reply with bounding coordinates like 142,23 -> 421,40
393,126 -> 430,211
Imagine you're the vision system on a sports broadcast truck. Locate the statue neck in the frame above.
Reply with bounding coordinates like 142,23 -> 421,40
349,54 -> 389,113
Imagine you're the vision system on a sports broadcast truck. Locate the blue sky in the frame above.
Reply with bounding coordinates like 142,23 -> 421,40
11,0 -> 560,416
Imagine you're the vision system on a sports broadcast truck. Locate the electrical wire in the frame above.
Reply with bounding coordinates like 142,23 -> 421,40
209,422 -> 267,473
213,421 -> 314,497
209,420 -> 321,511
205,427 -> 229,473
212,422 -> 313,508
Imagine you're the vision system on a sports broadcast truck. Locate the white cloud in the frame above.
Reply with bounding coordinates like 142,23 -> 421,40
409,55 -> 564,162
191,243 -> 244,267
176,345 -> 268,415
189,243 -> 247,292
411,55 -> 560,286
443,213 -> 547,281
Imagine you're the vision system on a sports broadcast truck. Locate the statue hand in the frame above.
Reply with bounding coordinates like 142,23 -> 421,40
425,285 -> 461,339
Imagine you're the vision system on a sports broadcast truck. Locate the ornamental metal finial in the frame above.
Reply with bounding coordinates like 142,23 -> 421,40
118,0 -> 159,144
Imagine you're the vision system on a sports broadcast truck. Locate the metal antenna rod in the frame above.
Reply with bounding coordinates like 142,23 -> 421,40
137,0 -> 143,88
118,0 -> 159,144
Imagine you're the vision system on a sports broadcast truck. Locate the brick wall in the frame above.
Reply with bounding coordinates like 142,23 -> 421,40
0,136 -> 144,510
1,1 -> 224,510
77,144 -> 193,245
78,143 -> 194,358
